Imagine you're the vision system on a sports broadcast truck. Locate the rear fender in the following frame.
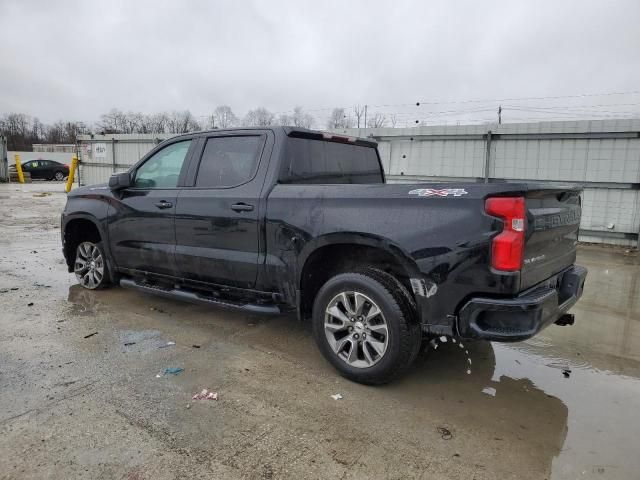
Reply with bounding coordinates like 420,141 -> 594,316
296,232 -> 421,287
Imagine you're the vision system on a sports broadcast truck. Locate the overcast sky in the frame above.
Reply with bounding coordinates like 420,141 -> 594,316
1,0 -> 639,126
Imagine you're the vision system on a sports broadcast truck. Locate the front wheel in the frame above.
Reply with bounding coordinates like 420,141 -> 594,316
54,171 -> 65,181
311,268 -> 421,385
74,241 -> 111,290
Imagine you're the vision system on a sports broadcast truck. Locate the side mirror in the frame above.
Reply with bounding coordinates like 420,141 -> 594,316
109,172 -> 132,190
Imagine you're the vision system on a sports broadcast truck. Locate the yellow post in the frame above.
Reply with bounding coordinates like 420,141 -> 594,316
14,154 -> 25,183
65,155 -> 78,193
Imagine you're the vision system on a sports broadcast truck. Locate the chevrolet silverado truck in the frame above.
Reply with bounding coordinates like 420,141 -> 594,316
61,127 -> 587,384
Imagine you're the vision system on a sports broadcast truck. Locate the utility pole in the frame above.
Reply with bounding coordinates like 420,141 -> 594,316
498,105 -> 502,124
364,105 -> 368,129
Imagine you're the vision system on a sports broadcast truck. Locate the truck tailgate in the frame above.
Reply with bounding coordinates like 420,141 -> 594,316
521,188 -> 582,291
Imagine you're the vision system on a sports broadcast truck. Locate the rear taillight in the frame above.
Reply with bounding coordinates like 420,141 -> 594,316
485,196 -> 526,271
64,164 -> 69,168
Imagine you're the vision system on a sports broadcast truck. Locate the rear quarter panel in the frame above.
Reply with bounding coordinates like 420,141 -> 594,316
264,183 -> 523,326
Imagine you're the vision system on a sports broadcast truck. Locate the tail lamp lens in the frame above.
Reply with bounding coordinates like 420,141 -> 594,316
485,196 -> 526,271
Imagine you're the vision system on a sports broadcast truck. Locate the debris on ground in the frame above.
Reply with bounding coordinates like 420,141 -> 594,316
192,344 -> 201,348
158,341 -> 176,348
482,387 -> 497,397
192,389 -> 218,400
124,342 -> 136,346
330,394 -> 343,401
437,426 -> 453,440
562,368 -> 571,378
0,288 -> 8,293
156,367 -> 183,378
83,332 -> 98,339
32,192 -> 52,197
27,302 -> 34,307
150,306 -> 166,313
10,287 -> 18,291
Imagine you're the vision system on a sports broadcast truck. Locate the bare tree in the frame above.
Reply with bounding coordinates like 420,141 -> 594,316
165,110 -> 200,133
44,122 -> 62,144
291,106 -> 314,128
1,112 -> 85,150
213,105 -> 237,128
389,114 -> 398,128
122,112 -> 143,133
353,105 -> 365,128
135,112 -> 166,133
278,113 -> 292,125
367,113 -> 387,128
326,108 -> 353,129
98,108 -> 128,134
243,107 -> 275,127
31,117 -> 46,140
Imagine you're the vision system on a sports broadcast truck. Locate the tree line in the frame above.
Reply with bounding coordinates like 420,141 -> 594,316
1,105 -> 391,151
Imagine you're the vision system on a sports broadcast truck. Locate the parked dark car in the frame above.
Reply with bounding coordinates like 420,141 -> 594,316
60,127 -> 587,384
11,159 -> 69,180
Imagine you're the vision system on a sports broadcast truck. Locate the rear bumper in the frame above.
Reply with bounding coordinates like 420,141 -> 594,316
457,265 -> 587,341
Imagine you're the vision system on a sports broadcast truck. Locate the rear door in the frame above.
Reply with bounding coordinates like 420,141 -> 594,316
521,188 -> 582,290
108,138 -> 195,276
41,160 -> 55,179
174,131 -> 273,288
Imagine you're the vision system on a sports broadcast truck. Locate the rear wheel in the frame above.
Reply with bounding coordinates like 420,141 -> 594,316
74,241 -> 111,290
312,268 -> 421,385
54,171 -> 65,181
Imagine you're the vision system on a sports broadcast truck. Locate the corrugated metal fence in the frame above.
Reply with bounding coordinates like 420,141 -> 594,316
76,134 -> 173,186
339,120 -> 640,248
78,119 -> 640,247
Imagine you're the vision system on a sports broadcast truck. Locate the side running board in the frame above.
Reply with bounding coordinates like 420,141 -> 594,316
119,278 -> 280,315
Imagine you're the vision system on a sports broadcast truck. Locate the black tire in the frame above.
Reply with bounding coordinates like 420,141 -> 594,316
312,268 -> 422,385
74,240 -> 112,290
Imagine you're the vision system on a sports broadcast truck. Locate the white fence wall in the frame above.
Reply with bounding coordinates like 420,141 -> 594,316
77,120 -> 640,247
76,134 -> 174,186
339,119 -> 640,247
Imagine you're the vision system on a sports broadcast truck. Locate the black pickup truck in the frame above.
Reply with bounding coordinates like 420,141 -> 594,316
61,127 -> 587,384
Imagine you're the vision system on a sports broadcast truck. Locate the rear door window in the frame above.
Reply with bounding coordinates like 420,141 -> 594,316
195,136 -> 263,188
281,138 -> 383,184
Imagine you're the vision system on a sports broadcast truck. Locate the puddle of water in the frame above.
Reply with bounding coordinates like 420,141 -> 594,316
389,246 -> 640,480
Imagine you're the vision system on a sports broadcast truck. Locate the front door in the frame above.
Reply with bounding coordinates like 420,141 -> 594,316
108,139 -> 194,277
175,133 -> 271,288
22,161 -> 41,179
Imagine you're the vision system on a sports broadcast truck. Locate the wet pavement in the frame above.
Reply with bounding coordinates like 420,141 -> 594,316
1,182 -> 639,479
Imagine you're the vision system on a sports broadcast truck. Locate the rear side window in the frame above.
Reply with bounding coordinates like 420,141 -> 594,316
281,138 -> 383,184
195,136 -> 263,188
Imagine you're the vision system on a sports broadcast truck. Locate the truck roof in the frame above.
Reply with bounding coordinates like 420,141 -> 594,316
169,126 -> 378,148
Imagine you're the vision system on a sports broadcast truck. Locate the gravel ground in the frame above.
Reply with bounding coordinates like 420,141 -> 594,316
1,181 -> 639,480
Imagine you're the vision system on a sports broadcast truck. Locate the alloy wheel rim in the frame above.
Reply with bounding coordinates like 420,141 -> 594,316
324,291 -> 389,368
55,172 -> 64,180
74,242 -> 104,289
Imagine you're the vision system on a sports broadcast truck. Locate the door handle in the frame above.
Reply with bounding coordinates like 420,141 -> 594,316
154,201 -> 173,209
231,203 -> 254,212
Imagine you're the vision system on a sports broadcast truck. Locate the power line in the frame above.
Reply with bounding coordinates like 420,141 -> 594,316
273,90 -> 640,116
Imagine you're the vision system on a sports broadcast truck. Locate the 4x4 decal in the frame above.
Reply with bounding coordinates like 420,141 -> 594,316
408,188 -> 468,197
